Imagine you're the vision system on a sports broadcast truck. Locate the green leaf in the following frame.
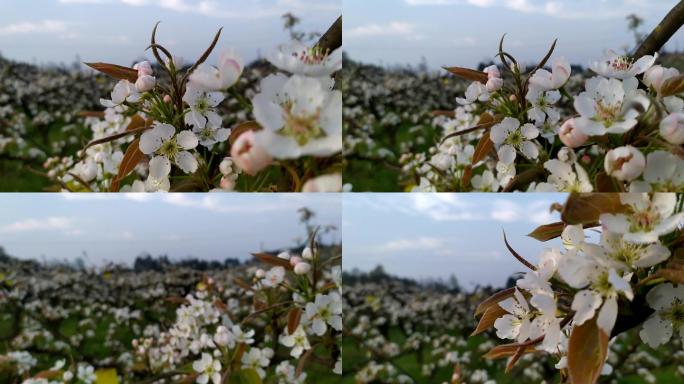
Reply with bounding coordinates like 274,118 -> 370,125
228,369 -> 262,384
527,222 -> 565,241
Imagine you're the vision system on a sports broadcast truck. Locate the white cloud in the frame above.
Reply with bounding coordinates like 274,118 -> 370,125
1,217 -> 74,232
346,22 -> 420,39
490,199 -> 556,224
0,20 -> 67,36
374,236 -> 446,253
410,194 -> 478,221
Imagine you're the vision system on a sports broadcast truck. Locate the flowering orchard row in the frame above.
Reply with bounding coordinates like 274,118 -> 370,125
0,235 -> 341,383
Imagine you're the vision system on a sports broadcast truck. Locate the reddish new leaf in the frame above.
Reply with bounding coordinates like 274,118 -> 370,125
475,287 -> 515,317
84,62 -> 138,82
443,66 -> 488,83
251,252 -> 293,270
527,222 -> 565,242
471,303 -> 507,336
471,131 -> 493,165
110,138 -> 144,192
287,307 -> 303,335
660,74 -> 684,97
561,193 -> 626,225
567,318 -> 609,384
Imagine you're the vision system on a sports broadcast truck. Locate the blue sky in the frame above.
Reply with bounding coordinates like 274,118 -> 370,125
343,193 -> 568,288
0,0 -> 339,66
0,193 -> 341,265
345,0 -> 684,68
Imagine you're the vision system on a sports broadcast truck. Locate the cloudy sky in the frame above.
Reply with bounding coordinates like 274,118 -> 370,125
0,194 -> 341,265
0,0 -> 339,65
343,193 -> 568,288
345,0 -> 684,68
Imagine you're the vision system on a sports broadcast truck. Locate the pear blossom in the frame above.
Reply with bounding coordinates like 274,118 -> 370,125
188,50 -> 243,91
517,248 -> 560,295
639,283 -> 684,348
629,151 -> 684,192
525,86 -> 560,125
193,121 -> 230,148
590,50 -> 657,79
100,80 -> 140,107
304,292 -> 342,336
192,353 -> 222,384
604,145 -> 646,181
269,41 -> 341,77
135,75 -> 156,92
659,112 -> 684,145
471,170 -> 499,192
294,262 -> 311,275
241,347 -> 273,379
583,231 -> 670,271
262,266 -> 285,288
276,361 -> 307,383
574,76 -> 649,136
182,85 -> 224,129
490,117 -> 539,164
528,293 -> 562,353
456,81 -> 489,105
493,288 -> 532,342
600,193 -> 684,244
483,65 -> 503,92
139,123 -> 199,175
536,158 -> 592,192
279,325 -> 311,358
528,57 -> 571,90
252,74 -> 342,158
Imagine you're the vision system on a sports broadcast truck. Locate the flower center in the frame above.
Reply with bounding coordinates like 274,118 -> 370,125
505,130 -> 524,148
594,100 -> 622,126
663,300 -> 684,328
628,209 -> 659,233
608,243 -> 640,266
196,98 -> 209,113
610,56 -> 633,72
279,101 -> 325,146
293,47 -> 330,65
593,272 -> 614,296
158,137 -> 179,159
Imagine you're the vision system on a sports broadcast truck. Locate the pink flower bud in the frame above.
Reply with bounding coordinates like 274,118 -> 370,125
486,77 -> 503,92
230,130 -> 272,176
134,61 -> 153,77
219,176 -> 235,191
581,155 -> 591,164
659,112 -> 684,145
604,146 -> 645,181
294,262 -> 311,275
289,256 -> 303,266
163,95 -> 172,103
559,118 -> 588,148
135,75 -> 156,92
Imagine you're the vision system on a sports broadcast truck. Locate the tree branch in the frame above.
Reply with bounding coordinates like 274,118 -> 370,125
632,1 -> 684,58
315,16 -> 342,52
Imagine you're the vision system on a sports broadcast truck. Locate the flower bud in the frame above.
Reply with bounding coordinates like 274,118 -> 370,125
486,77 -> 503,92
230,130 -> 272,176
163,94 -> 172,103
135,75 -> 156,92
219,157 -> 234,176
277,251 -> 291,260
219,176 -> 235,191
289,256 -> 303,266
559,118 -> 588,148
302,247 -> 313,260
255,269 -> 265,278
134,61 -> 153,77
659,112 -> 684,145
604,146 -> 645,181
294,262 -> 311,275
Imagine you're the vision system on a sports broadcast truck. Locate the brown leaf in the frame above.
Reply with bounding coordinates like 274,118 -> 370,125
475,287 -> 515,317
431,110 -> 456,118
471,303 -> 507,336
234,278 -> 253,291
296,348 -> 314,378
660,249 -> 684,283
461,165 -> 473,188
34,370 -> 61,379
567,317 -> 609,384
110,138 -> 144,192
483,342 -> 536,360
78,111 -> 105,118
660,74 -> 684,97
230,121 -> 262,146
561,193 -> 626,225
251,252 -> 293,270
126,114 -> 151,131
594,172 -> 623,192
443,66 -> 488,83
527,222 -> 565,242
287,307 -> 303,335
84,62 -> 138,82
471,131 -> 493,165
